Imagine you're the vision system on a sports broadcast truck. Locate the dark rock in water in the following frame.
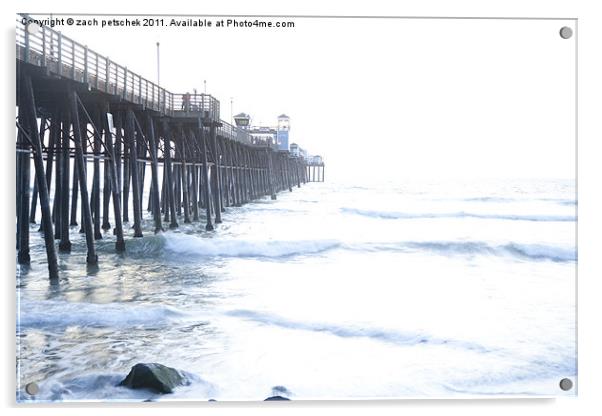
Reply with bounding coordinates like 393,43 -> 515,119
264,395 -> 291,401
119,363 -> 187,394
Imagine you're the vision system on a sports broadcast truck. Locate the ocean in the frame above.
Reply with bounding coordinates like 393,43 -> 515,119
16,177 -> 577,401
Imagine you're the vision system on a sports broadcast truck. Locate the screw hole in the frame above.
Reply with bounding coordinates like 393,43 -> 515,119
26,22 -> 41,35
559,378 -> 573,391
559,26 -> 573,39
25,382 -> 39,395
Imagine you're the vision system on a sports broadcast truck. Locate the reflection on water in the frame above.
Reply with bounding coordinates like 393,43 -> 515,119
17,179 -> 576,401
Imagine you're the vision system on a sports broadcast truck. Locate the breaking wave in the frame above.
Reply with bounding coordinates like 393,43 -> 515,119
340,207 -> 575,222
126,233 -> 341,259
125,234 -> 574,263
226,309 -> 489,352
501,243 -> 576,262
463,196 -> 576,206
362,241 -> 576,263
462,196 -> 518,203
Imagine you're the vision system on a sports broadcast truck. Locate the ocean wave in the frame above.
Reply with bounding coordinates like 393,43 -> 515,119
501,243 -> 576,262
17,299 -> 186,329
463,196 -> 576,206
537,197 -> 577,206
441,354 -> 577,396
161,233 -> 341,258
226,309 -> 488,352
340,207 -> 575,222
363,241 -> 576,263
125,233 -> 574,263
463,196 -> 517,203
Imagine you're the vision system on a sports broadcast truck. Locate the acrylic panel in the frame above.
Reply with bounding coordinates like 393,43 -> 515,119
15,14 -> 577,402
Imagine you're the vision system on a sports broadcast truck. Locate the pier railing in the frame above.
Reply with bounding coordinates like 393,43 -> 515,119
218,121 -> 252,145
16,15 -> 222,122
173,93 -> 220,121
16,15 -> 316,151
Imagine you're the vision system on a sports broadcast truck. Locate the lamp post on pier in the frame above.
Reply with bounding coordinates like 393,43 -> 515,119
156,42 -> 160,86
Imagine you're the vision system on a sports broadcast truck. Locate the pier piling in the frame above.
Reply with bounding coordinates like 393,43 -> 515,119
21,75 -> 58,278
16,16 -> 323,280
69,89 -> 97,265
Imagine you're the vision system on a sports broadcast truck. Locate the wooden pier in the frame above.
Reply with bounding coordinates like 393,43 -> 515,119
15,16 -> 323,280
306,161 -> 325,183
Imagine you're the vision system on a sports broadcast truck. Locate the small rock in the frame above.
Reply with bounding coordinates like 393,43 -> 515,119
264,395 -> 291,401
119,363 -> 187,394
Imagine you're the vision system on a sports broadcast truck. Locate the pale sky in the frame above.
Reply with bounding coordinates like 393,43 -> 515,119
32,15 -> 576,183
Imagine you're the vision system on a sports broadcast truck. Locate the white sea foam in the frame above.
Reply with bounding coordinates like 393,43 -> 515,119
369,241 -> 577,263
17,371 -> 215,403
225,309 -> 489,352
502,242 -> 576,262
162,233 -> 341,258
126,233 -> 575,263
340,207 -> 575,222
462,196 -> 576,206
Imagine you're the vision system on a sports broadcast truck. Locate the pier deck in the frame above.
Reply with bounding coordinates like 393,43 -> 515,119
15,14 -> 323,279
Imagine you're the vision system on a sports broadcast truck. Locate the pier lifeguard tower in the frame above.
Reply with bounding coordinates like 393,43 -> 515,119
277,114 -> 290,151
233,112 -> 251,129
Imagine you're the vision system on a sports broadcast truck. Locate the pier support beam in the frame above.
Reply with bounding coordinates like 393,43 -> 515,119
30,117 -> 50,225
91,108 -> 103,240
102,124 -> 112,231
188,128 -> 200,222
114,112 -> 124,227
69,88 -> 98,265
245,148 -> 255,200
125,109 -> 143,237
58,109 -> 71,252
70,159 -> 78,226
209,125 -> 223,223
217,139 -> 226,212
30,116 -> 50,225
232,142 -> 243,206
191,162 -> 200,221
16,101 -> 31,264
178,127 -> 191,224
199,122 -> 214,231
227,140 -> 238,206
145,114 -> 164,233
53,113 -> 62,240
211,126 -> 222,224
21,75 -> 59,278
287,158 -> 293,192
100,104 -> 126,251
266,149 -> 276,200
122,114 -> 130,223
39,116 -> 54,231
161,121 -> 178,229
